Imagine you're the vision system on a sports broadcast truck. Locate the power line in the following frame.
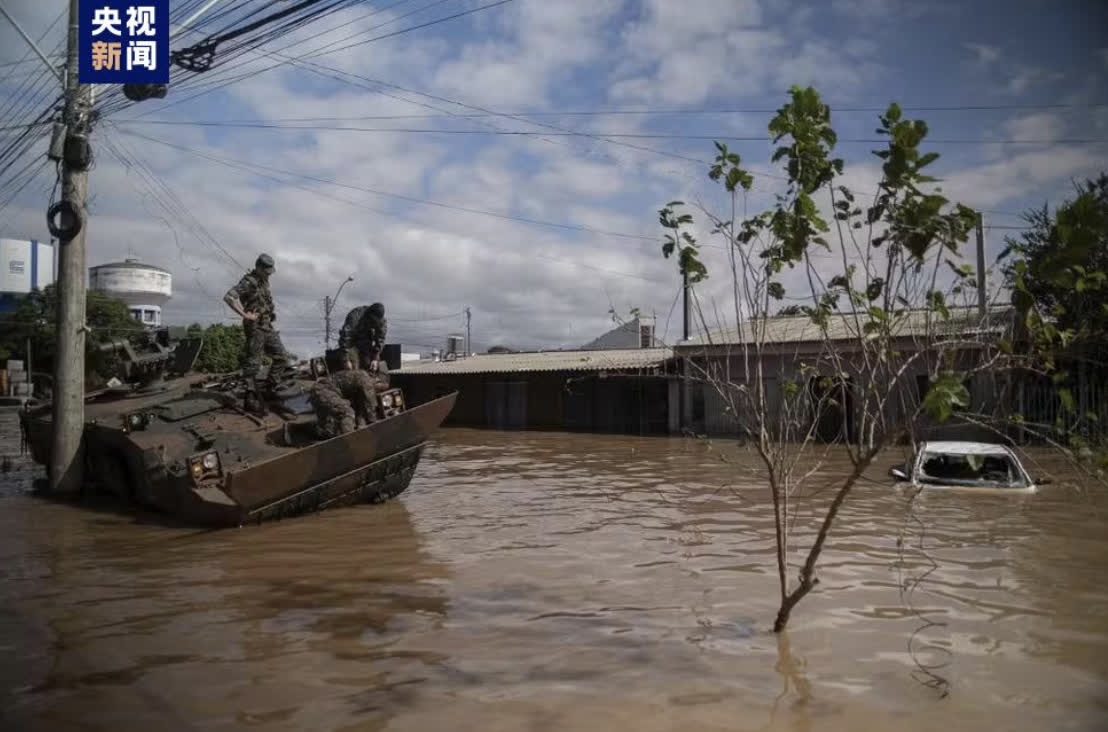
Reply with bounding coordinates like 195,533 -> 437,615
109,120 -> 1108,145
96,0 -> 509,118
120,103 -> 1108,123
116,128 -> 672,286
114,129 -> 662,242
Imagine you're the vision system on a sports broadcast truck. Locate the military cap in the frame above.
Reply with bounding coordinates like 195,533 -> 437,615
256,253 -> 275,270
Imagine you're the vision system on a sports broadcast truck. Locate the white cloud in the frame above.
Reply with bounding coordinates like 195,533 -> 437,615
965,42 -> 1000,65
1004,67 -> 1066,95
2,0 -> 1104,359
1003,113 -> 1066,142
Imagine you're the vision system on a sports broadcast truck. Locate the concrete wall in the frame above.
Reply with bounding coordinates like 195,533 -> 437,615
0,238 -> 54,295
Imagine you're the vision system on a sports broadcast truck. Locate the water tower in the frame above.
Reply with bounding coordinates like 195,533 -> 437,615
89,257 -> 172,326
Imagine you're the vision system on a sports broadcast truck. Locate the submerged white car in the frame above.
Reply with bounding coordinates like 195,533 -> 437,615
889,441 -> 1048,492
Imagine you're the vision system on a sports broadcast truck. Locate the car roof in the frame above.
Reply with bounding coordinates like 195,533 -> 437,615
920,441 -> 1014,456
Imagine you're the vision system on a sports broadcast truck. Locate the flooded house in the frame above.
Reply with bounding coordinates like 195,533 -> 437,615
672,307 -> 1022,441
390,316 -> 679,435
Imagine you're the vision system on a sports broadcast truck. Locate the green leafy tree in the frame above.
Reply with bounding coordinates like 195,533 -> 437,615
1001,173 -> 1108,463
187,322 -> 246,373
656,85 -> 1060,636
0,285 -> 144,386
1002,173 -> 1108,345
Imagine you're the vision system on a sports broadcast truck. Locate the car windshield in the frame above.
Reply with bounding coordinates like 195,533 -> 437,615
918,450 -> 1026,487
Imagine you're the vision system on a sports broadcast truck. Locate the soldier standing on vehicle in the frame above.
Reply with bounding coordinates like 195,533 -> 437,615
309,349 -> 379,439
338,302 -> 387,371
223,253 -> 291,414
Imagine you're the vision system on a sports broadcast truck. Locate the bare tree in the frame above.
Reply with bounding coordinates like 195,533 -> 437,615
656,86 -> 1051,631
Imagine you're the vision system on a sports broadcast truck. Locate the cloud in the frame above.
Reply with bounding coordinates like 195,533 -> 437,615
3,0 -> 1105,359
1004,66 -> 1066,95
1003,112 -> 1066,142
965,42 -> 1000,65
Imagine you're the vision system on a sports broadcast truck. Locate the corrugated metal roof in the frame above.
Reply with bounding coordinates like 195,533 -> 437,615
678,307 -> 1013,348
394,347 -> 673,375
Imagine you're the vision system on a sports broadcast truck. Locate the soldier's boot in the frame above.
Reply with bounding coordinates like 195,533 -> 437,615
243,380 -> 267,416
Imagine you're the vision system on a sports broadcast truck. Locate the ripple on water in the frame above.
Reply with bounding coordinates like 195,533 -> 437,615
2,419 -> 1108,731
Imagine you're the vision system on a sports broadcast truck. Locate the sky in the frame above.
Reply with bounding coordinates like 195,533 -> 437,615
1,0 -> 1106,358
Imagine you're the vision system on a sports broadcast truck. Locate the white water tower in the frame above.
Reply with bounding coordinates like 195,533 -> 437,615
89,258 -> 172,326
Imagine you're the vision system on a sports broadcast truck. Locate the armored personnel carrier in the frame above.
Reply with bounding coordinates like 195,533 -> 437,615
19,337 -> 455,527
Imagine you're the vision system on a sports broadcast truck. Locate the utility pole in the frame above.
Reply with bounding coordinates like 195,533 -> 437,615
682,265 -> 690,341
324,274 -> 354,348
464,306 -> 471,357
49,0 -> 92,495
976,211 -> 987,318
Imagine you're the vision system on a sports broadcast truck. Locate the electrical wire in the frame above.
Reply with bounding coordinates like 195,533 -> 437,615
114,128 -> 673,286
110,119 -> 1108,145
115,129 -> 661,242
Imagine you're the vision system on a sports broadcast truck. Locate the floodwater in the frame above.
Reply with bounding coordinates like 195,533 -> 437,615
1,410 -> 1107,731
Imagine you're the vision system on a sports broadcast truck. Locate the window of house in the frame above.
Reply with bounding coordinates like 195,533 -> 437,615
640,325 -> 653,348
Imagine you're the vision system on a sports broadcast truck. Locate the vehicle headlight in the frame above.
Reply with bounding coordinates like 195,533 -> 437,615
394,394 -> 403,407
381,394 -> 393,408
123,411 -> 149,431
202,452 -> 219,470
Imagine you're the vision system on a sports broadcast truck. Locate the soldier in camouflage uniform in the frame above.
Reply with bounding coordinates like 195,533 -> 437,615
223,253 -> 291,414
338,302 -> 387,371
309,350 -> 379,439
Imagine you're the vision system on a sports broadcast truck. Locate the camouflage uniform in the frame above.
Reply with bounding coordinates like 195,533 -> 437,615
309,368 -> 378,440
225,262 -> 290,393
338,304 -> 387,370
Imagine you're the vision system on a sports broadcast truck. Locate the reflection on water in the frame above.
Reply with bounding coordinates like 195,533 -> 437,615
2,417 -> 1107,731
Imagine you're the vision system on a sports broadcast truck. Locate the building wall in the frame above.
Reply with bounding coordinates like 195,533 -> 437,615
0,238 -> 54,296
682,346 -> 1009,442
579,317 -> 656,350
392,369 -> 674,435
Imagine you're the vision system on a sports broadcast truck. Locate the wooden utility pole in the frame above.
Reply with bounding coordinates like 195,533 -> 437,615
324,275 -> 354,349
464,306 -> 471,357
682,265 -> 690,341
49,0 -> 91,495
976,212 -> 987,318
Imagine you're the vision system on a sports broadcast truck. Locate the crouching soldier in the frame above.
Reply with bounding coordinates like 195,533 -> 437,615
338,302 -> 387,371
308,355 -> 379,440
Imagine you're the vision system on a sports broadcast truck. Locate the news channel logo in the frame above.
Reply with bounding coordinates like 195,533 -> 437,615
78,1 -> 169,84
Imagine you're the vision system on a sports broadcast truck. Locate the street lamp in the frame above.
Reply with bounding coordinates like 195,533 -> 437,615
324,275 -> 354,348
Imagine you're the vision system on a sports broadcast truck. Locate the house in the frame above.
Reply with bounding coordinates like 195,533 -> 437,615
579,315 -> 658,350
672,307 -> 1017,441
390,347 -> 678,434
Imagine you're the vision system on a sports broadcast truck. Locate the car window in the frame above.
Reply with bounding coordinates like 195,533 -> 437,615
919,451 -> 1025,486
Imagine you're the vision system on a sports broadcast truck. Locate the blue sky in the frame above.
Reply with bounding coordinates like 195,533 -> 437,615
1,0 -> 1106,356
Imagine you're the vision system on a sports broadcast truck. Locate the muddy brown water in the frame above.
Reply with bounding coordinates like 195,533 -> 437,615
1,410 -> 1107,731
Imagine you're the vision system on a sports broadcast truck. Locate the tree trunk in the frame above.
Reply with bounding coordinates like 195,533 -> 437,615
772,451 -> 875,632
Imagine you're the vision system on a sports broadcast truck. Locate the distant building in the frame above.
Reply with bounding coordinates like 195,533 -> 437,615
580,315 -> 657,350
392,347 -> 678,434
0,237 -> 55,313
89,258 -> 172,327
